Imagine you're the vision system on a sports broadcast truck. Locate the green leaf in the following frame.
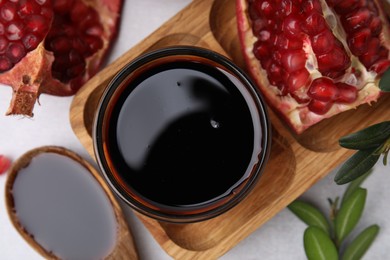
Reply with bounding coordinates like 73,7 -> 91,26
334,149 -> 380,185
342,225 -> 380,260
288,201 -> 330,235
339,121 -> 390,150
379,68 -> 390,92
335,188 -> 367,244
341,170 -> 371,206
304,226 -> 339,260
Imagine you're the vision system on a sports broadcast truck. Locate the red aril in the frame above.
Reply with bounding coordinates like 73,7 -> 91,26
308,77 -> 339,102
308,99 -> 333,115
236,0 -> 390,134
0,154 -> 11,175
0,0 -> 122,116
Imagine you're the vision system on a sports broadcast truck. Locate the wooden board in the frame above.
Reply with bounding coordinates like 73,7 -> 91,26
69,0 -> 390,259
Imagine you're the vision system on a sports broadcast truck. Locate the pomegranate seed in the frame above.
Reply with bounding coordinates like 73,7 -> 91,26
261,58 -> 272,70
276,34 -> 303,50
334,0 -> 361,14
83,35 -> 103,54
40,7 -> 53,20
7,43 -> 26,63
258,30 -> 271,41
6,22 -> 23,41
317,47 -> 351,76
253,0 -> 274,18
308,99 -> 333,114
249,3 -> 260,20
348,28 -> 371,56
335,83 -> 358,103
50,36 -> 72,53
85,10 -> 100,23
301,12 -> 328,35
280,0 -> 298,16
369,17 -> 382,37
80,12 -> 100,31
326,0 -> 342,7
252,19 -> 266,36
70,2 -> 90,23
370,59 -> 390,75
289,39 -> 304,50
266,19 -> 279,31
253,41 -> 270,61
311,30 -> 335,55
269,34 -> 278,46
23,34 -> 40,50
25,14 -> 48,33
366,0 -> 378,14
67,63 -> 86,79
1,2 -> 17,22
342,8 -> 372,33
72,38 -> 89,56
52,55 -> 71,71
287,68 -> 310,92
281,50 -> 307,72
0,155 -> 11,175
308,77 -> 339,101
0,56 -> 12,71
18,0 -> 41,18
272,50 -> 282,64
282,14 -> 303,39
378,46 -> 389,59
86,25 -> 104,37
0,36 -> 7,53
53,0 -> 75,14
35,0 -> 48,5
69,50 -> 83,65
302,0 -> 322,13
359,38 -> 381,67
70,76 -> 84,91
269,77 -> 282,87
268,62 -> 283,81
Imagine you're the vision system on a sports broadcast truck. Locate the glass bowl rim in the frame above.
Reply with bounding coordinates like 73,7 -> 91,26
93,46 -> 272,223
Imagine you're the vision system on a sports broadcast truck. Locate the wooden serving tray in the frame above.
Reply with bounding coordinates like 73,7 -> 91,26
70,0 -> 390,259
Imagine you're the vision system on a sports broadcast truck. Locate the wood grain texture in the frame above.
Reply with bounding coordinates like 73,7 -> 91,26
69,0 -> 390,259
4,146 -> 138,260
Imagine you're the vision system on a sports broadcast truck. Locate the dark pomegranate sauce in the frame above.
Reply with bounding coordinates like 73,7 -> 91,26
106,60 -> 262,209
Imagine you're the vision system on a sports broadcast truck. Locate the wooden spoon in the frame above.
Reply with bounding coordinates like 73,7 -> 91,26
5,146 -> 138,260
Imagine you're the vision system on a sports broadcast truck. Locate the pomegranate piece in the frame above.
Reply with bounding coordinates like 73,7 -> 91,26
236,0 -> 390,133
0,155 -> 11,175
0,0 -> 123,116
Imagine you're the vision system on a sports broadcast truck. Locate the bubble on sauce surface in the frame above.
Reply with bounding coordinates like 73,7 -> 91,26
210,118 -> 221,129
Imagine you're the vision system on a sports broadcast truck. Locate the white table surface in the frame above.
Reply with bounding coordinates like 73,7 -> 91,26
1,1 -> 389,259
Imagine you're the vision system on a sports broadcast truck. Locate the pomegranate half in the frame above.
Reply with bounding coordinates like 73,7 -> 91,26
0,0 -> 122,116
236,0 -> 390,134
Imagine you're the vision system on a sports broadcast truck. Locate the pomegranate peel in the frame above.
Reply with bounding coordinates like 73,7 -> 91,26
236,0 -> 390,134
2,42 -> 52,115
0,0 -> 123,116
